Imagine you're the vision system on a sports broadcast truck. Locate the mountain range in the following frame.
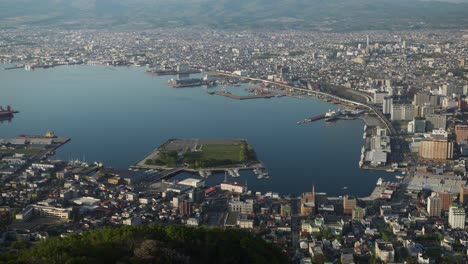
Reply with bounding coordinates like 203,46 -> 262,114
0,0 -> 467,31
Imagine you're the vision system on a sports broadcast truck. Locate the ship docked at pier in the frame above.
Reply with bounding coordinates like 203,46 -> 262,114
297,109 -> 365,124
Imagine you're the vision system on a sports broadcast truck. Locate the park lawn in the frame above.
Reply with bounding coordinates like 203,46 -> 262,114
198,144 -> 242,162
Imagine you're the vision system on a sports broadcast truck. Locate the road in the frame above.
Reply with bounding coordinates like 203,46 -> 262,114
213,71 -> 397,136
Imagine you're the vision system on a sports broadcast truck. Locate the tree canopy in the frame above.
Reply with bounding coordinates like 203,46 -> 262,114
0,224 -> 290,264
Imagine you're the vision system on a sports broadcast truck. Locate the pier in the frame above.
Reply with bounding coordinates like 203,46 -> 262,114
146,70 -> 200,76
297,114 -> 325,124
210,90 -> 275,100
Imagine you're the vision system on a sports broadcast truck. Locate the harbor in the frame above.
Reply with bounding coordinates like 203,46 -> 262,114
1,65 -> 396,196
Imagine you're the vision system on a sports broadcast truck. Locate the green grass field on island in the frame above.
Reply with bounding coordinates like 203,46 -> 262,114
145,139 -> 258,168
197,144 -> 242,162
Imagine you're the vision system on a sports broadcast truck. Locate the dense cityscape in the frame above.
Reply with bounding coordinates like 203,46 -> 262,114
1,25 -> 468,264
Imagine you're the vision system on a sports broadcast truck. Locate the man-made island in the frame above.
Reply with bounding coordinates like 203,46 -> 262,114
133,139 -> 262,175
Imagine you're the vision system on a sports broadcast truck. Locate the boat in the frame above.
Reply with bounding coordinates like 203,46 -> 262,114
341,187 -> 348,190
376,178 -> 383,186
0,105 -> 15,118
325,109 -> 336,117
395,175 -> 404,180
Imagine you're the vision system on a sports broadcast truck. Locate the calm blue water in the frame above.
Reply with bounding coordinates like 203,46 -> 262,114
0,65 -> 394,196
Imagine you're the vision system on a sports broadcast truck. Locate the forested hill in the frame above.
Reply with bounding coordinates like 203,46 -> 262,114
0,224 -> 290,264
0,0 -> 467,31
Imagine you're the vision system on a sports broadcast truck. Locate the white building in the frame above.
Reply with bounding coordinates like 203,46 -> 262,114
186,218 -> 199,226
229,199 -> 254,214
449,205 -> 465,229
365,149 -> 387,166
123,216 -> 142,226
233,70 -> 248,77
220,182 -> 246,194
238,219 -> 254,229
16,205 -> 72,221
178,178 -> 205,188
375,240 -> 395,263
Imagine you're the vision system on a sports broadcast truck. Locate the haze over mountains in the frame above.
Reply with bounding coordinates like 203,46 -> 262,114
0,0 -> 467,31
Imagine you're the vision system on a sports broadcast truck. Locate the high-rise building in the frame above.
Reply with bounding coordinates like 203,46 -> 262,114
459,185 -> 468,205
427,196 -> 441,217
455,125 -> 468,143
373,91 -> 389,104
448,205 -> 465,229
178,199 -> 191,217
413,91 -> 431,106
391,104 -> 415,121
407,118 -> 426,133
420,104 -> 435,118
383,97 -> 393,114
418,139 -> 453,160
430,95 -> 440,106
300,185 -> 316,216
436,192 -> 454,211
425,115 -> 447,131
440,84 -> 455,97
343,195 -> 357,215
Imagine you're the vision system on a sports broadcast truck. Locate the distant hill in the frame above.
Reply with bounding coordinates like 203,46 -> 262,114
0,224 -> 290,264
0,0 -> 467,30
